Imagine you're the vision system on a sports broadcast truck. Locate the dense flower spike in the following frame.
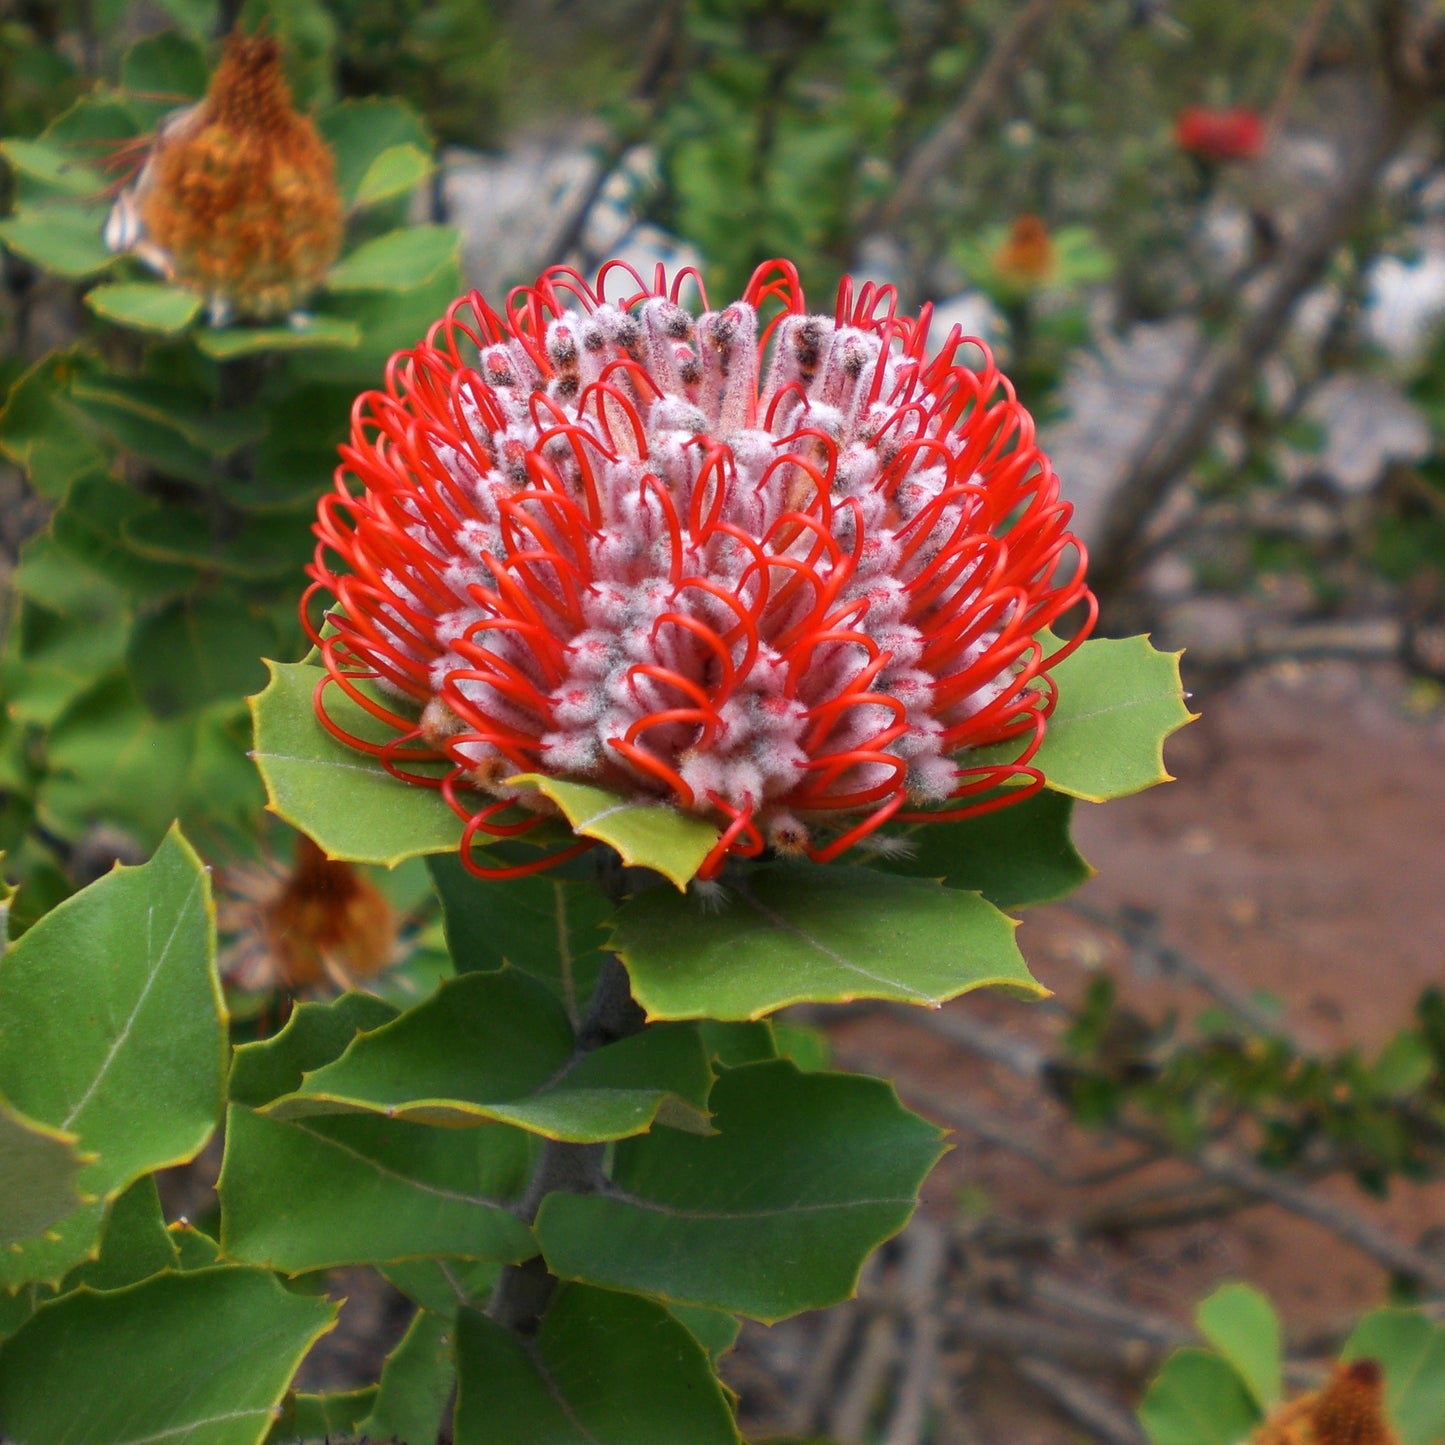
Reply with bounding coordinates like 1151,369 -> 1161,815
105,31 -> 343,322
306,260 -> 1094,878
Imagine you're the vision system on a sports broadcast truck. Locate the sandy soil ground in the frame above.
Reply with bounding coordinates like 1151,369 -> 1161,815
729,657 -> 1445,1441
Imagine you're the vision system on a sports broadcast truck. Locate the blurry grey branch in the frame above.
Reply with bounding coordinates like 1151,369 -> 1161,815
854,1001 -> 1445,1290
1087,95 -> 1414,602
858,0 -> 1060,243
1012,1358 -> 1149,1445
542,0 -> 683,273
1265,0 -> 1337,138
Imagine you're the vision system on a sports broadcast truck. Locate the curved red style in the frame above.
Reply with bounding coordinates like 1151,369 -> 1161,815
305,259 -> 1095,879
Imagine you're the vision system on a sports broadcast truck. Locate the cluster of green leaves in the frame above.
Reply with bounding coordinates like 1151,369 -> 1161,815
0,24 -> 455,927
652,0 -> 902,300
1052,971 -> 1445,1195
0,633 -> 1188,1442
1141,1282 -> 1445,1445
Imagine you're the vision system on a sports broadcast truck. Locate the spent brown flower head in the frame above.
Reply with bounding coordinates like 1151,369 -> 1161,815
106,31 -> 343,321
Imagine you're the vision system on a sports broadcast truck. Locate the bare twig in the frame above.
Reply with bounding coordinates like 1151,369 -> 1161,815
1013,1357 -> 1149,1445
859,0 -> 1061,242
1087,92 -> 1412,600
1265,0 -> 1337,138
542,0 -> 683,272
1064,902 -> 1321,1048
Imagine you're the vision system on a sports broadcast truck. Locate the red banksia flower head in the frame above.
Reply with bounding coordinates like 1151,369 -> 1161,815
1174,105 -> 1266,163
306,260 -> 1094,880
105,30 -> 343,322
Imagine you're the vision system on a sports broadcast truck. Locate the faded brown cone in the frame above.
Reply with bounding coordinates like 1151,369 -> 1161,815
219,836 -> 398,994
1253,1360 -> 1397,1445
107,31 -> 343,322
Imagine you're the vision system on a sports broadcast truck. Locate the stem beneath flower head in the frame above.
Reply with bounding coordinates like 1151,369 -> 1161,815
436,950 -> 645,1441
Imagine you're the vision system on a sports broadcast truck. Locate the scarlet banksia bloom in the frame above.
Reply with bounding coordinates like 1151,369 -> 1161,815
306,260 -> 1093,879
1174,105 -> 1266,163
105,31 -> 343,322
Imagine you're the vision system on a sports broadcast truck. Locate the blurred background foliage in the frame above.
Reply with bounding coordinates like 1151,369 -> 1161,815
4,0 -> 1445,1438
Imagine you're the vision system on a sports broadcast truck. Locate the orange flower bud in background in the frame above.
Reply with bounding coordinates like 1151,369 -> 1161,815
106,31 -> 343,322
994,214 -> 1057,286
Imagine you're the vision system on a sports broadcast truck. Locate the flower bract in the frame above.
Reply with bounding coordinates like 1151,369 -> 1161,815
306,259 -> 1093,879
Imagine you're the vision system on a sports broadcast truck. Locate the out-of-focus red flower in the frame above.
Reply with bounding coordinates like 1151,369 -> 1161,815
305,260 -> 1094,880
1174,106 -> 1266,163
105,31 -> 343,322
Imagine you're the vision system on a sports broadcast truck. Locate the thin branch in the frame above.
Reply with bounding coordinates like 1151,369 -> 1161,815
543,0 -> 683,272
858,0 -> 1061,241
1087,91 -> 1413,601
1012,1357 -> 1149,1445
1265,0 -> 1337,139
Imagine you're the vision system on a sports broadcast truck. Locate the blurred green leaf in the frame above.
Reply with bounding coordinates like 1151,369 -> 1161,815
120,30 -> 209,102
127,595 -> 279,717
0,1267 -> 337,1445
122,505 -> 314,579
84,283 -> 203,335
536,1060 -> 945,1322
48,474 -> 200,598
354,143 -> 434,207
249,659 -> 464,866
454,1284 -> 741,1445
43,674 -> 200,839
0,203 -> 114,278
319,97 -> 433,208
193,317 -> 362,360
609,861 -> 1040,1021
2,595 -> 130,726
326,225 -> 459,292
1139,1349 -> 1261,1445
219,1104 -> 535,1272
0,139 -> 106,198
1344,1309 -> 1445,1445
1195,1284 -> 1281,1410
0,354 -> 108,500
